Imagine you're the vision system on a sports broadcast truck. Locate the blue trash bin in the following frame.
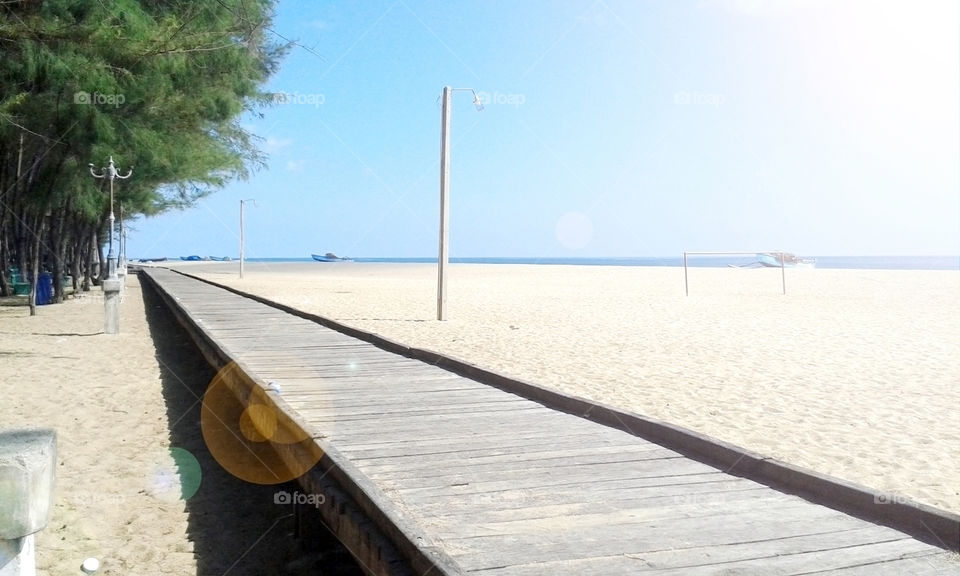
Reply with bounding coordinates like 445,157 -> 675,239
37,273 -> 54,305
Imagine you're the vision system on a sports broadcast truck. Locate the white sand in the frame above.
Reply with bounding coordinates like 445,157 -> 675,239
0,276 -> 360,575
0,277 -> 198,574
181,261 -> 960,514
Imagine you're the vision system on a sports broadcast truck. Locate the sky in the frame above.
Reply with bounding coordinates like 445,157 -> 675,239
127,0 -> 960,259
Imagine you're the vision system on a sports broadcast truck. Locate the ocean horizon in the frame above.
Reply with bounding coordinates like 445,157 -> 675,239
216,255 -> 960,270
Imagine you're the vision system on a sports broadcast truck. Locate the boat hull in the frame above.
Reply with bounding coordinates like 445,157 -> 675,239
757,253 -> 815,268
312,253 -> 352,262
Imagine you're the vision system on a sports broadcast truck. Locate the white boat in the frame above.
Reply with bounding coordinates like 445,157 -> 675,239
757,252 -> 816,268
312,252 -> 353,262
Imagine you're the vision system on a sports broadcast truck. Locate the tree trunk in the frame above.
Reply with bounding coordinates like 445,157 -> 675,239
0,204 -> 9,298
51,228 -> 64,303
71,219 -> 83,292
51,198 -> 70,303
27,214 -> 45,317
84,226 -> 96,290
96,225 -> 106,284
15,206 -> 29,283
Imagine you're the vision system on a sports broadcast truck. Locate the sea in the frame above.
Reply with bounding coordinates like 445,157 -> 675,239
240,255 -> 960,270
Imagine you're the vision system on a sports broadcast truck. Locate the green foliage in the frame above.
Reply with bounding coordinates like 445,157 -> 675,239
0,0 -> 289,283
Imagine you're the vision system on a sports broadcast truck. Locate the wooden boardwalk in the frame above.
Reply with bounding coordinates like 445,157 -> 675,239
140,268 -> 960,575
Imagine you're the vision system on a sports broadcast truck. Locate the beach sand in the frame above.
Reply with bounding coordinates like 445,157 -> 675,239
0,276 -> 363,575
177,261 -> 960,515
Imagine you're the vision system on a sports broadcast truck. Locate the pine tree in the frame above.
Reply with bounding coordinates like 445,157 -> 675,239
0,0 -> 288,312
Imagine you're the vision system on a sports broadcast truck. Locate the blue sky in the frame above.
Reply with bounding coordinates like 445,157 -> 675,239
128,0 -> 960,259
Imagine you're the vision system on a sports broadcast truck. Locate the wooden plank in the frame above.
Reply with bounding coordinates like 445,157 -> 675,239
443,505 -> 889,569
410,486 -> 782,528
627,539 -> 943,576
463,528 -> 942,575
380,458 -> 719,496
335,433 -> 646,464
334,428 -> 637,456
323,424 -> 656,450
817,553 -> 960,575
350,442 -> 672,470
286,399 -> 540,421
423,493 -> 823,541
297,404 -> 554,428
278,388 -> 523,408
356,444 -> 685,478
266,375 -> 478,390
419,483 -> 772,521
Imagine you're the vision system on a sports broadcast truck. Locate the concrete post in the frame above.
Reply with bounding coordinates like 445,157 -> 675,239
0,429 -> 57,576
103,278 -> 121,334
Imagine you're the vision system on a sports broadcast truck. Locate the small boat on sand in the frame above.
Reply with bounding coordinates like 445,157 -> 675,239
312,252 -> 352,262
757,252 -> 816,268
209,256 -> 232,261
180,255 -> 202,261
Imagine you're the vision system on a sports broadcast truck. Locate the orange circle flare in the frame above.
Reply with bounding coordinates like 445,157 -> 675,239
201,362 -> 323,485
239,404 -> 278,442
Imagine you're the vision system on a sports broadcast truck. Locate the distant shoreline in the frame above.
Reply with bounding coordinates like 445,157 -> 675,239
149,255 -> 960,270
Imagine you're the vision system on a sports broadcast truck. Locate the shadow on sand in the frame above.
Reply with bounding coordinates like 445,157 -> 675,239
141,280 -> 364,576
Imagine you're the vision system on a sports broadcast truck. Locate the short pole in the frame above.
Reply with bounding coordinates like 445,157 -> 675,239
239,199 -> 255,279
118,202 -> 126,278
780,252 -> 786,295
240,199 -> 246,280
102,278 -> 121,334
683,252 -> 689,297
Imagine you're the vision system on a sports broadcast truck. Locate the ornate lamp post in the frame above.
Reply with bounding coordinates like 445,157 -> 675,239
118,202 -> 126,277
89,156 -> 132,334
88,156 -> 132,280
437,86 -> 483,321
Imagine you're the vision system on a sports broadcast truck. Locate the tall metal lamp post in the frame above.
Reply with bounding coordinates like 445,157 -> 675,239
239,198 -> 256,279
437,86 -> 483,321
118,202 -> 126,277
89,157 -> 132,280
89,156 -> 132,334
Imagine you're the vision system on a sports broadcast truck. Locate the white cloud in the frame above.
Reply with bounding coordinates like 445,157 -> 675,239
265,136 -> 293,152
285,160 -> 304,172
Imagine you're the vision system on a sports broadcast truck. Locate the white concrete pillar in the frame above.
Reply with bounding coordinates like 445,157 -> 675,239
0,429 -> 56,576
103,278 -> 122,334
